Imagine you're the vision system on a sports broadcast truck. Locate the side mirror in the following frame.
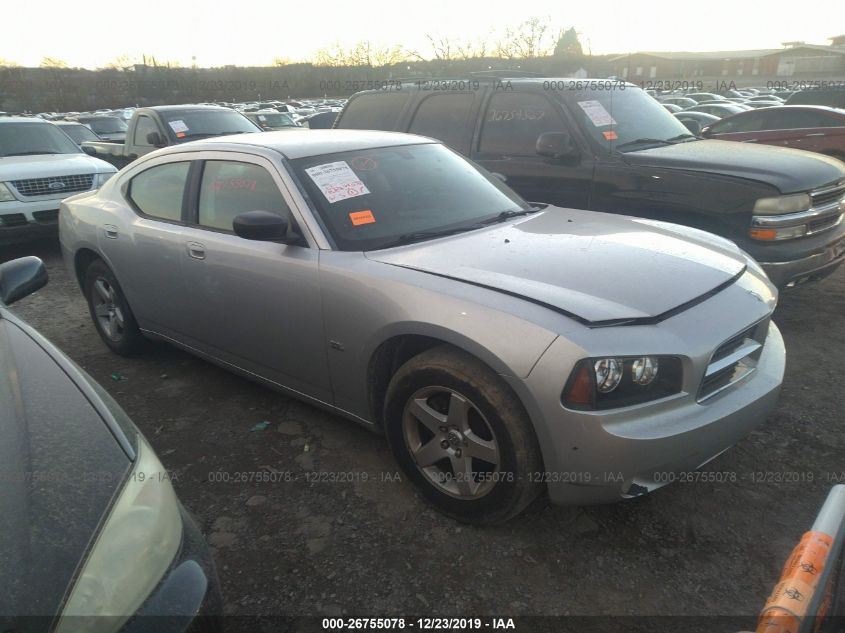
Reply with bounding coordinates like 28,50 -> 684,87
536,132 -> 579,160
82,145 -> 97,156
0,257 -> 48,305
146,131 -> 166,147
233,210 -> 294,242
681,119 -> 703,135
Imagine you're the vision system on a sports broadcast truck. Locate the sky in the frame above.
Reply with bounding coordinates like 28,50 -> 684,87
1,0 -> 842,68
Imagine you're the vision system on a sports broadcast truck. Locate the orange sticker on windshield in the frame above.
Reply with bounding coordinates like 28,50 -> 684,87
603,130 -> 618,140
176,131 -> 186,138
350,210 -> 376,226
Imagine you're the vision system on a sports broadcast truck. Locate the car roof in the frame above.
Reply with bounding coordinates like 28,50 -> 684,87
0,117 -> 49,124
185,129 -> 435,159
148,104 -> 233,112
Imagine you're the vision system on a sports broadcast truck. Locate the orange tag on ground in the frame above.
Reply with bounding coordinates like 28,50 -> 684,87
349,210 -> 375,226
603,130 -> 618,140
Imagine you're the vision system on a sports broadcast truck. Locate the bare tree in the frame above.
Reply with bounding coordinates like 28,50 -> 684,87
313,41 -> 406,68
493,17 -> 555,59
101,54 -> 137,71
455,36 -> 489,61
39,57 -> 68,68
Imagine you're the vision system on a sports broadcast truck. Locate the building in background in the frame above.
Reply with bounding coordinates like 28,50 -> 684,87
611,38 -> 845,83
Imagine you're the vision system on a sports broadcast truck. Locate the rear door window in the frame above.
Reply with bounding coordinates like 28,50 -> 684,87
408,93 -> 475,154
337,92 -> 410,130
127,162 -> 189,222
478,92 -> 567,156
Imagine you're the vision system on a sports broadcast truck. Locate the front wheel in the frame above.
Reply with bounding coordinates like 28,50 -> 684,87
384,346 -> 544,524
84,259 -> 142,356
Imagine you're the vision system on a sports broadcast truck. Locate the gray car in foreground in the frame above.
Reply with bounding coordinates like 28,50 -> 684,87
59,130 -> 786,524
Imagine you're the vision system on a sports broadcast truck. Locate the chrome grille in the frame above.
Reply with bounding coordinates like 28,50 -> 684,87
11,173 -> 94,197
811,183 -> 845,209
699,319 -> 769,401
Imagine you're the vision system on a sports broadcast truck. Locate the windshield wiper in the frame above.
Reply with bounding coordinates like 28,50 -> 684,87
474,207 -> 542,226
378,225 -> 483,249
666,133 -> 699,142
615,138 -> 677,150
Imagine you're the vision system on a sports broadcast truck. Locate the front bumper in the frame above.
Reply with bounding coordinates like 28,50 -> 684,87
0,198 -> 63,242
511,271 -> 785,506
122,504 -> 222,633
740,221 -> 845,288
758,234 -> 845,287
535,322 -> 784,506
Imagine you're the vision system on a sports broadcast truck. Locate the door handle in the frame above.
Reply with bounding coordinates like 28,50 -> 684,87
104,224 -> 118,239
805,133 -> 825,137
186,241 -> 206,260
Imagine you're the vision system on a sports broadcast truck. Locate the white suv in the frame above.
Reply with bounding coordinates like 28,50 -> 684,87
0,118 -> 117,242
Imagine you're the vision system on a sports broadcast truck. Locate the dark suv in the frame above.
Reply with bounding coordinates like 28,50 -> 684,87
335,78 -> 845,288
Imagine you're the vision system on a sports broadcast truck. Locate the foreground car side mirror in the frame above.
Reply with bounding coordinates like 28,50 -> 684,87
0,257 -> 48,306
536,132 -> 579,160
146,131 -> 166,147
233,210 -> 297,243
81,145 -> 97,156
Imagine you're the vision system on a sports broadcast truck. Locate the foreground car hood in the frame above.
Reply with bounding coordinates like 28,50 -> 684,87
0,314 -> 130,618
367,208 -> 749,325
0,153 -> 115,181
624,139 -> 845,194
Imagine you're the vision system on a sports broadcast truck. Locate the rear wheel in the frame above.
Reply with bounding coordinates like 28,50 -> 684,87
84,259 -> 142,356
384,346 -> 544,524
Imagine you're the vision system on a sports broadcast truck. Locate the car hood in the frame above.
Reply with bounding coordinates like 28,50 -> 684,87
367,208 -> 750,325
623,139 -> 845,194
0,313 -> 131,619
0,153 -> 116,181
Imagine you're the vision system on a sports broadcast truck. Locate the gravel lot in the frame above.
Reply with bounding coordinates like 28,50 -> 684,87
3,238 -> 844,626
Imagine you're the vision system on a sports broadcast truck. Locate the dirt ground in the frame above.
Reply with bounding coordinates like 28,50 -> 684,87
2,238 -> 844,625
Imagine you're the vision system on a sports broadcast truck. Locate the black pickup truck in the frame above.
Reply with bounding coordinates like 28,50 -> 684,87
81,105 -> 261,168
336,78 -> 845,288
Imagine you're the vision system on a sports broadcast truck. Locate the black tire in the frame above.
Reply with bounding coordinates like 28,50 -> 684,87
384,345 -> 544,525
83,259 -> 143,356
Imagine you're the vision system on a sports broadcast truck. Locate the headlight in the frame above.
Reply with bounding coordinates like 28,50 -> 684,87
94,172 -> 116,188
563,356 -> 683,410
0,182 -> 16,202
752,193 -> 810,215
55,434 -> 182,633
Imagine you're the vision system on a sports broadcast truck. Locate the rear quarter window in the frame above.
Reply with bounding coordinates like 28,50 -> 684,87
336,92 -> 410,130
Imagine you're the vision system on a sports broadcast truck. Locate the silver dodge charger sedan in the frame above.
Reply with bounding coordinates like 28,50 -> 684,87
60,130 -> 785,524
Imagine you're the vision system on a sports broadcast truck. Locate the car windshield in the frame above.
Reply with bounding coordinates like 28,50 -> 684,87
256,113 -> 297,127
84,117 -> 128,134
291,143 -> 533,251
0,121 -> 82,156
160,110 -> 260,140
59,124 -> 100,144
564,87 -> 695,152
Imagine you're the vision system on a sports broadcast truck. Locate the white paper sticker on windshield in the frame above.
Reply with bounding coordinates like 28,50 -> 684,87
168,119 -> 189,133
258,114 -> 266,121
577,100 -> 616,127
305,161 -> 370,204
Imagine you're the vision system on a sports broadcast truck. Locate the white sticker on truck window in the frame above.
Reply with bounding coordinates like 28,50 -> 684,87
168,119 -> 189,133
577,100 -> 616,127
305,161 -> 370,204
